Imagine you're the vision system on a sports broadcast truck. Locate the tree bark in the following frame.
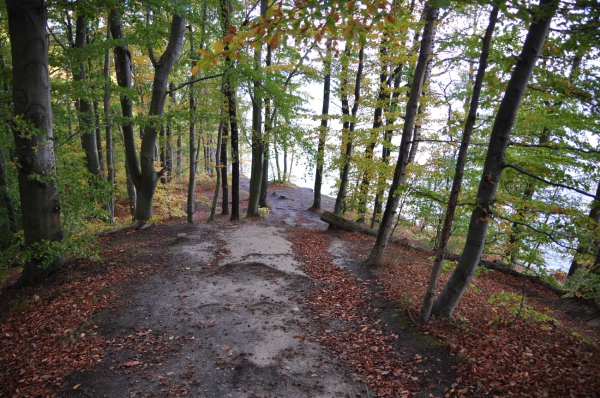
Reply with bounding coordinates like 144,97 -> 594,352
407,58 -> 434,164
260,44 -> 273,209
219,0 -> 239,221
312,40 -> 332,210
371,67 -> 403,229
365,2 -> 439,264
208,118 -> 224,222
431,0 -> 559,318
246,0 -> 265,218
103,28 -> 115,225
7,0 -> 64,287
109,9 -> 139,215
74,14 -> 104,182
187,28 -> 197,224
135,14 -> 186,221
418,6 -> 498,324
357,37 -> 389,223
220,107 -> 230,215
334,46 -> 364,215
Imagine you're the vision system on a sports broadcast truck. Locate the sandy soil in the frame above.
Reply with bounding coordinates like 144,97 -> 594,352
61,183 -> 373,397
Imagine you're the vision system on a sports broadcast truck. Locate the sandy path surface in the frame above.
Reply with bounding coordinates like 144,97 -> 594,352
62,184 -> 366,397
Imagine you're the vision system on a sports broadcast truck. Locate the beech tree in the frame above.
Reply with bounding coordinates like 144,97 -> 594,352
111,7 -> 186,222
365,1 -> 439,264
431,0 -> 560,319
419,5 -> 499,324
6,0 -> 64,287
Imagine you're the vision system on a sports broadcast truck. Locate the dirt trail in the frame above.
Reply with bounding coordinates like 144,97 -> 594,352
63,184 -> 370,397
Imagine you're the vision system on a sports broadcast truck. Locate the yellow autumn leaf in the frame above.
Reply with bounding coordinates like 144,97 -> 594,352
191,65 -> 200,76
214,40 -> 225,54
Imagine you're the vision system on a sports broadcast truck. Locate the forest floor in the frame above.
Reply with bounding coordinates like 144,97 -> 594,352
1,179 -> 599,397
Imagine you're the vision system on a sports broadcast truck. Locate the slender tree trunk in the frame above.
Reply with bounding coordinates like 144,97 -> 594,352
407,58 -> 434,164
312,40 -> 332,210
259,44 -> 272,208
7,0 -> 64,287
283,145 -> 288,182
365,2 -> 439,264
334,46 -> 364,215
221,105 -> 230,215
110,9 -> 138,215
219,0 -> 239,221
357,38 -> 389,223
177,129 -> 183,179
187,28 -> 197,223
274,138 -> 281,182
247,17 -> 264,218
74,15 -> 104,182
208,118 -> 224,222
103,29 -> 114,225
431,0 -> 558,318
418,6 -> 498,324
288,152 -> 294,183
371,68 -> 403,229
160,126 -> 167,184
94,101 -> 104,174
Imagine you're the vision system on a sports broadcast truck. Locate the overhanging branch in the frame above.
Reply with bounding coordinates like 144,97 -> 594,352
502,163 -> 595,199
166,73 -> 225,95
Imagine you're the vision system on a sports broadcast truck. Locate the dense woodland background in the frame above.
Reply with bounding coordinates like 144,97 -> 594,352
0,0 -> 599,316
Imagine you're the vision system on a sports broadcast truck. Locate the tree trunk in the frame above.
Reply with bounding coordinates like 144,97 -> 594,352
103,30 -> 115,225
357,38 -> 389,223
93,101 -> 104,175
247,2 -> 265,218
312,40 -> 332,210
334,46 -> 364,215
135,14 -> 186,221
219,0 -> 239,221
371,67 -> 403,229
259,44 -> 273,209
110,9 -> 139,215
407,58 -> 434,164
7,0 -> 64,287
418,6 -> 498,324
431,0 -> 558,319
74,15 -> 104,182
365,3 -> 439,264
220,107 -> 230,215
187,29 -> 197,224
176,130 -> 183,179
208,118 -> 224,222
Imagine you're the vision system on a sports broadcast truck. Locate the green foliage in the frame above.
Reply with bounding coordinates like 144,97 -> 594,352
564,269 -> 600,301
489,291 -> 559,326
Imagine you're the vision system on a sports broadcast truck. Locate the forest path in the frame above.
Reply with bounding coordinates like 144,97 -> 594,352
61,183 -> 369,397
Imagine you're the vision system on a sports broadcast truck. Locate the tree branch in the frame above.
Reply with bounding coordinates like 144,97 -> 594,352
47,27 -> 69,53
508,141 -> 600,154
166,73 -> 224,95
495,214 -> 581,252
502,163 -> 595,199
